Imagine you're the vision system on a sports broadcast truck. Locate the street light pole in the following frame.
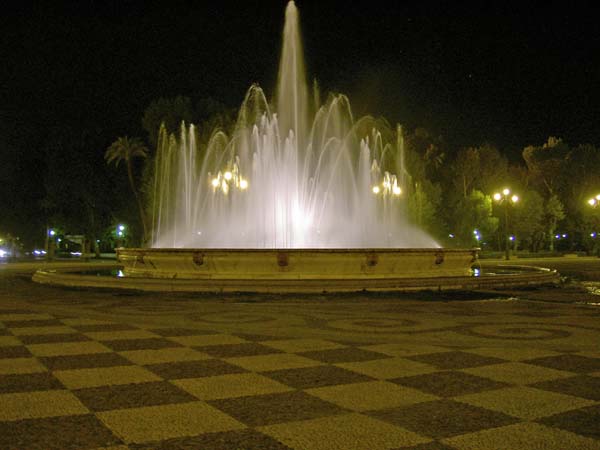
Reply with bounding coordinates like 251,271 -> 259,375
493,188 -> 519,261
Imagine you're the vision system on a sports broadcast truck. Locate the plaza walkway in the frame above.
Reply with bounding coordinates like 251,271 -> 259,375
0,260 -> 599,449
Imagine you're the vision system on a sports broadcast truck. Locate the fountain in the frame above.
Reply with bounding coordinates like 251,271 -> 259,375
33,2 -> 558,293
116,0 -> 478,290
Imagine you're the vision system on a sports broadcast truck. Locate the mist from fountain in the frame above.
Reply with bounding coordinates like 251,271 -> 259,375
151,1 -> 438,249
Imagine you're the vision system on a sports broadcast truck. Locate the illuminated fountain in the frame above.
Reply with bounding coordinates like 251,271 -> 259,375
151,1 -> 433,250
32,1 -> 561,292
113,0 -> 480,290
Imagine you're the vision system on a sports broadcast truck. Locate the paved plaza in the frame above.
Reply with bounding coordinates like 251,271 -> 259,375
0,259 -> 599,449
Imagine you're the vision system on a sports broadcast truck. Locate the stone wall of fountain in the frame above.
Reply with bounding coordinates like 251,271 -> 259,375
150,1 -> 438,249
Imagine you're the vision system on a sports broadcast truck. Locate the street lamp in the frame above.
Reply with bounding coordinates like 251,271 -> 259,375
493,188 -> 519,260
587,194 -> 600,256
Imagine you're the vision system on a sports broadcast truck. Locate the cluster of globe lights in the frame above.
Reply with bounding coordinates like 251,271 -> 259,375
493,188 -> 519,204
587,194 -> 600,207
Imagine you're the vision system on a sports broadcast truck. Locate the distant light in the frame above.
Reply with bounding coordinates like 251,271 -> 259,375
493,193 -> 502,201
224,171 -> 233,181
473,230 -> 479,235
596,194 -> 600,200
118,224 -> 125,231
57,238 -> 61,243
591,233 -> 596,238
222,180 -> 229,194
562,234 -> 567,238
509,236 -> 515,241
475,235 -> 481,241
211,178 -> 220,188
392,186 -> 401,195
49,229 -> 56,236
117,231 -> 123,237
589,198 -> 597,206
448,234 -> 455,238
239,179 -> 248,190
555,234 -> 560,239
511,195 -> 519,203
473,268 -> 481,277
70,251 -> 82,256
96,239 -> 100,243
502,188 -> 510,196
197,231 -> 202,235
0,249 -> 7,258
117,270 -> 124,278
372,186 -> 380,194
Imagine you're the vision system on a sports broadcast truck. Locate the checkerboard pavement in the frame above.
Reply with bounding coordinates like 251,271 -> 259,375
1,309 -> 599,449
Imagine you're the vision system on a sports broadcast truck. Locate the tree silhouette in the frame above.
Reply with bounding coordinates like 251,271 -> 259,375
105,137 -> 149,244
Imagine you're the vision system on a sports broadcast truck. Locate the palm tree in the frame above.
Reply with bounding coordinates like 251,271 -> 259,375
105,137 -> 149,244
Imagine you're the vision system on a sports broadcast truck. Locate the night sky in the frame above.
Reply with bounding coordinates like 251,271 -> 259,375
2,0 -> 599,243
4,1 -> 599,151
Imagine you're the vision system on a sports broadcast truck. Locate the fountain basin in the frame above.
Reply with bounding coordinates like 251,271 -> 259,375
117,248 -> 478,281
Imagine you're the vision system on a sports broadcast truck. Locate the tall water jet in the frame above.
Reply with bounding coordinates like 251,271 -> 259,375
150,0 -> 438,249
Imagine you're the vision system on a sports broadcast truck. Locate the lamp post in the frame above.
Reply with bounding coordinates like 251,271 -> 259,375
493,188 -> 519,260
587,194 -> 600,256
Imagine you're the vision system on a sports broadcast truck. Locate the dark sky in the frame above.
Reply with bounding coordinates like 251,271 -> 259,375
3,0 -> 600,156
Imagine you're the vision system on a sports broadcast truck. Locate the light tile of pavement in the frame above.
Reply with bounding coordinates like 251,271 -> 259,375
173,372 -> 293,400
60,318 -> 120,326
456,386 -> 596,420
466,346 -> 561,361
11,325 -> 78,336
53,365 -> 162,389
26,340 -> 113,357
442,422 -> 599,450
260,412 -> 431,450
0,357 -> 46,374
118,347 -> 211,365
167,334 -> 248,347
226,353 -> 323,372
96,401 -> 245,444
0,389 -> 89,421
0,335 -> 22,347
306,380 -> 438,412
83,329 -> 161,341
261,338 -> 346,353
462,361 -> 575,385
336,357 -> 437,380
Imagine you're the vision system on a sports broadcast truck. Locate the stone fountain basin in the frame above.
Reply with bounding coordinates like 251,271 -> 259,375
117,248 -> 478,280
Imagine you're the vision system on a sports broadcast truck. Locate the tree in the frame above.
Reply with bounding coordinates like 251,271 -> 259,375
105,137 -> 149,244
449,190 -> 498,247
451,148 -> 480,198
545,194 -> 566,251
512,190 -> 545,252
